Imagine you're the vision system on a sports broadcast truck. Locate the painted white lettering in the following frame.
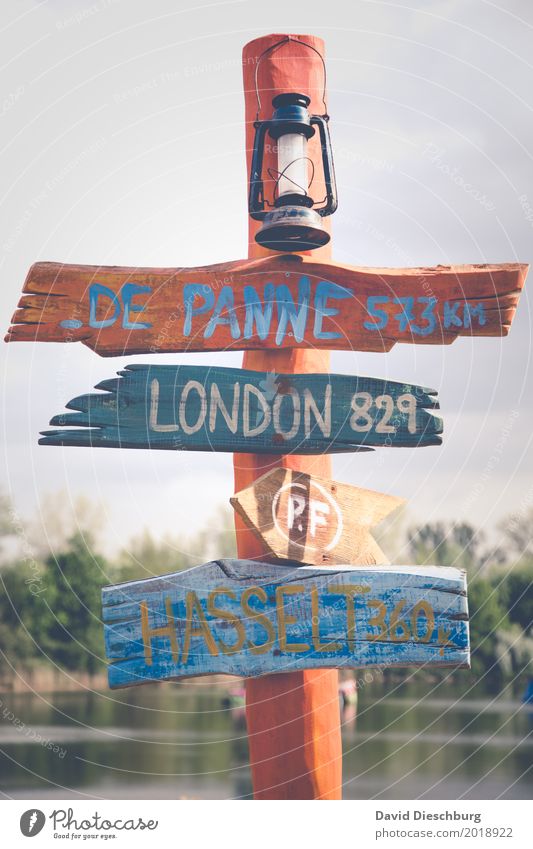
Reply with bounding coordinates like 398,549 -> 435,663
243,384 -> 271,437
273,388 -> 301,440
179,380 -> 207,435
209,382 -> 240,434
287,494 -> 306,531
149,378 -> 179,432
309,499 -> 330,536
304,385 -> 332,438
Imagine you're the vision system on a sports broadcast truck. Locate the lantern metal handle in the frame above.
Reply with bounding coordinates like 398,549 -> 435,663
310,115 -> 338,217
249,121 -> 270,220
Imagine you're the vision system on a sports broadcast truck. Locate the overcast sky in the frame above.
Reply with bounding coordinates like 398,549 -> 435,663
1,0 -> 532,556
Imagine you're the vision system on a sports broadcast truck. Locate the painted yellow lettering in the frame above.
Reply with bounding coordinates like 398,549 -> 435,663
182,591 -> 219,664
140,597 -> 179,666
241,586 -> 275,655
366,599 -> 387,640
328,583 -> 370,640
207,588 -> 246,655
275,584 -> 310,653
411,600 -> 435,643
389,599 -> 411,642
311,586 -> 342,652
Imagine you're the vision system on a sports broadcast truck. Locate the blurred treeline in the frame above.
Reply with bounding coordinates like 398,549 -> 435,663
0,493 -> 531,687
0,494 -> 236,681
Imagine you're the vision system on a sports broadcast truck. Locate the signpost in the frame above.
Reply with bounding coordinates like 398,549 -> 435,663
102,559 -> 469,689
39,364 -> 442,452
230,469 -> 404,566
6,257 -> 526,354
4,31 -> 526,800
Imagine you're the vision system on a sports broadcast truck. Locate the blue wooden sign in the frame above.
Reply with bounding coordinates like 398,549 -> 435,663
102,559 -> 469,689
40,364 -> 442,453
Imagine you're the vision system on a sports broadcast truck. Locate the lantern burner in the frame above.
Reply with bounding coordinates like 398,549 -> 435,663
254,206 -> 330,252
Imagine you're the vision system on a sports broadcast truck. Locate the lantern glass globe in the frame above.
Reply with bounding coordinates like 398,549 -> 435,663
277,133 -> 308,199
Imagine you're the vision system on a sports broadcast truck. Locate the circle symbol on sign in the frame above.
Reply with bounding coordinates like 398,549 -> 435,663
271,480 -> 343,552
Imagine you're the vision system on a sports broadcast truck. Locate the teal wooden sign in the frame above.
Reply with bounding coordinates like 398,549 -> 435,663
40,364 -> 442,453
102,559 -> 469,689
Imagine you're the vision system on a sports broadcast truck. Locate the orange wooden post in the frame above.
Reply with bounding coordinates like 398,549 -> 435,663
233,33 -> 343,800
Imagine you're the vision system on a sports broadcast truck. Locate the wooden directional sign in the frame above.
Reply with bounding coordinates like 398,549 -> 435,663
6,257 -> 526,355
231,469 -> 404,566
102,558 -> 470,689
39,365 -> 442,453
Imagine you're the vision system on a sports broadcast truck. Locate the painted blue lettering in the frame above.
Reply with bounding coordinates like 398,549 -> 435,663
463,302 -> 486,328
204,285 -> 241,339
364,296 -> 389,331
243,284 -> 275,340
413,296 -> 437,336
443,301 -> 463,329
313,281 -> 351,340
122,283 -> 152,330
183,284 -> 215,337
275,276 -> 310,345
60,319 -> 83,329
393,296 -> 415,332
89,283 -> 121,329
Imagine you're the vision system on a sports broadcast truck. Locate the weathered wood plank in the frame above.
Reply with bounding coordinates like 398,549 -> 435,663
102,559 -> 470,689
231,468 -> 404,565
5,257 -> 527,354
38,364 -> 442,453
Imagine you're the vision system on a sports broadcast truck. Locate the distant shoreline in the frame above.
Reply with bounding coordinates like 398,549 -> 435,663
0,666 -> 242,696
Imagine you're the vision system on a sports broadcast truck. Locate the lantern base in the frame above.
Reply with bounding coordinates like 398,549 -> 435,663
255,206 -> 330,252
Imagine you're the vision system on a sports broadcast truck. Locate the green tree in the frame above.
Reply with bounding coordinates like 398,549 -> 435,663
499,562 -> 533,633
0,564 -> 43,674
115,529 -> 197,583
40,534 -> 108,675
502,507 -> 533,561
494,625 -> 533,680
468,576 -> 510,681
408,521 -> 486,571
0,493 -> 14,537
190,507 -> 237,561
0,491 -> 17,562
116,507 -> 236,583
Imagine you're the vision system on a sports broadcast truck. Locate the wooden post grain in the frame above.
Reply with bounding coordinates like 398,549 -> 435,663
235,33 -> 342,800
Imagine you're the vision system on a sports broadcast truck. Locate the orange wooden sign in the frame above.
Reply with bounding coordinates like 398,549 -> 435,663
5,256 -> 526,355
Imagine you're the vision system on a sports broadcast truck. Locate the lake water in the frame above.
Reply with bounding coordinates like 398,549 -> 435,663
0,675 -> 531,799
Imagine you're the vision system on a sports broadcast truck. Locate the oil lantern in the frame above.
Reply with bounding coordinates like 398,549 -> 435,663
248,92 -> 338,252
